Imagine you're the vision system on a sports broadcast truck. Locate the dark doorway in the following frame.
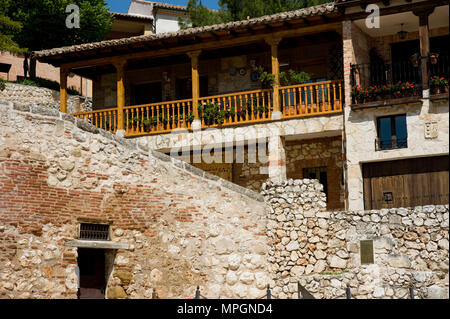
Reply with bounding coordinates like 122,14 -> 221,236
78,248 -> 106,299
134,82 -> 162,105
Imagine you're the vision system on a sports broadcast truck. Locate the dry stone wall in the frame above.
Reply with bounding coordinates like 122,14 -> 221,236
0,99 -> 271,299
262,179 -> 449,299
0,83 -> 91,114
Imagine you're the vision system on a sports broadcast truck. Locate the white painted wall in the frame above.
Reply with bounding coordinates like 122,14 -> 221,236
155,14 -> 182,34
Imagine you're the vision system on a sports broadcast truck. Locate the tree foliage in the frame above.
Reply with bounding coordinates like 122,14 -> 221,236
0,0 -> 24,53
179,0 -> 332,29
3,0 -> 113,52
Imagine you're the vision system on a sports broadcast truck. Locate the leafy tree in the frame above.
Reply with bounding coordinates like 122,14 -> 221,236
3,0 -> 113,78
179,0 -> 231,29
180,0 -> 333,28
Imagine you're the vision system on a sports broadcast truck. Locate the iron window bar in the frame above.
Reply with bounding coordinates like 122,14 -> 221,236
79,223 -> 110,241
375,136 -> 408,151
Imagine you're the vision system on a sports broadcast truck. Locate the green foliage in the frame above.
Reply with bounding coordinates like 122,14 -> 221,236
180,0 -> 332,29
0,8 -> 24,53
3,0 -> 113,52
0,78 -> 5,91
179,0 -> 231,29
258,67 -> 275,89
218,0 -> 332,21
198,102 -> 226,125
279,70 -> 311,86
13,77 -> 80,95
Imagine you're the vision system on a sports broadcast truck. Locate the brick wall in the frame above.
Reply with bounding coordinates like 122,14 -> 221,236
0,51 -> 92,97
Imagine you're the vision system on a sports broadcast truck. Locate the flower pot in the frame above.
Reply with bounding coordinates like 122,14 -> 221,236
410,57 -> 419,68
394,91 -> 403,99
433,87 -> 442,95
430,55 -> 438,65
297,103 -> 306,114
334,100 -> 341,110
289,106 -> 296,115
445,86 -> 449,94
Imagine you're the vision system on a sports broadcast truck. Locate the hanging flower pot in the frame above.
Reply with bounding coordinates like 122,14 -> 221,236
429,53 -> 439,65
410,53 -> 420,68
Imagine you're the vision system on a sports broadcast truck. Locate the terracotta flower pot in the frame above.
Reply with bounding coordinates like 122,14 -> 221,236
445,86 -> 449,94
433,87 -> 442,95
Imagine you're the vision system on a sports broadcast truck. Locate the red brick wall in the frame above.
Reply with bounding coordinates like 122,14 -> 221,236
0,51 -> 91,97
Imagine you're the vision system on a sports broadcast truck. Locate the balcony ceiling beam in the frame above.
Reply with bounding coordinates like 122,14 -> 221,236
59,22 -> 342,70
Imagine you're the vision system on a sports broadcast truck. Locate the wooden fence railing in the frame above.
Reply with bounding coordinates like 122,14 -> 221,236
72,80 -> 343,136
72,108 -> 118,133
198,89 -> 273,128
123,99 -> 193,136
279,80 -> 343,117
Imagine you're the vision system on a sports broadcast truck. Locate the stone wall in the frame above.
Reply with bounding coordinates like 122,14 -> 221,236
0,83 -> 92,114
262,179 -> 449,299
0,99 -> 271,299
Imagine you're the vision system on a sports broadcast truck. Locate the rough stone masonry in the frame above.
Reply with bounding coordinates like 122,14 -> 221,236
0,99 -> 270,299
262,179 -> 449,299
0,98 -> 448,299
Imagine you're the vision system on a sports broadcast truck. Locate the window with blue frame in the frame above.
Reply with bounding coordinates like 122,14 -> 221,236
376,114 -> 408,150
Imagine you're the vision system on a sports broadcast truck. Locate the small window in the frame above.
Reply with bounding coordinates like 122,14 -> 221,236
79,223 -> 110,241
376,114 -> 407,151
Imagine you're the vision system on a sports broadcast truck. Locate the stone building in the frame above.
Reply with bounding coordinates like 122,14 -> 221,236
0,0 -> 448,299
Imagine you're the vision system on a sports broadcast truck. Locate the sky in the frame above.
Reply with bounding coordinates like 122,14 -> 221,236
105,0 -> 220,13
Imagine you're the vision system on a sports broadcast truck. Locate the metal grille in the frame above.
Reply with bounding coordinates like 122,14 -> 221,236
79,223 -> 110,241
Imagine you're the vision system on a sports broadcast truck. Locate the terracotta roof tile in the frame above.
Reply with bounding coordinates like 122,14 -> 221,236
33,3 -> 336,59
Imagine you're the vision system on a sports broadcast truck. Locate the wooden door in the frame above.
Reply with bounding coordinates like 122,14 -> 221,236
363,156 -> 449,210
78,248 -> 106,299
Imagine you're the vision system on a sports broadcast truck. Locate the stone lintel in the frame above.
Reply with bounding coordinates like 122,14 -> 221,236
66,240 -> 132,250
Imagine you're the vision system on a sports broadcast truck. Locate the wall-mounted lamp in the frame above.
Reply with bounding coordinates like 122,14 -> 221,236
397,23 -> 408,40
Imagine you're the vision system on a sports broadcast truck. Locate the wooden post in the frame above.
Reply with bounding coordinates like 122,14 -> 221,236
187,50 -> 202,123
414,8 -> 434,91
114,60 -> 127,132
265,37 -> 282,119
59,67 -> 70,113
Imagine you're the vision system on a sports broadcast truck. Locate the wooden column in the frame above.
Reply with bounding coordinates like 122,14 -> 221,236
265,37 -> 282,118
414,8 -> 434,91
59,67 -> 70,113
187,50 -> 202,122
114,60 -> 127,132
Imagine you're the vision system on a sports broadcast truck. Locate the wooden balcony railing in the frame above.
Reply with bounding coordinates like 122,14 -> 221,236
198,89 -> 273,128
124,99 -> 193,136
71,80 -> 343,137
280,80 -> 343,117
72,108 -> 118,133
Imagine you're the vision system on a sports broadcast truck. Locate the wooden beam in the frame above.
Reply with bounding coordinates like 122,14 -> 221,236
265,36 -> 282,116
413,8 -> 435,91
114,59 -> 127,131
347,0 -> 445,21
59,67 -> 70,113
61,22 -> 342,70
187,50 -> 202,122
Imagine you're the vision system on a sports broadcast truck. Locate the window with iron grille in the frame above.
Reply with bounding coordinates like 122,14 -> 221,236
79,223 -> 110,241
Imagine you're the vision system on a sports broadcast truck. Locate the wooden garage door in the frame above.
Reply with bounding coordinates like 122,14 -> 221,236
363,156 -> 449,210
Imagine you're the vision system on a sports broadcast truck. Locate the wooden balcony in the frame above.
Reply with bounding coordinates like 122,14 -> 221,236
72,80 -> 343,137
